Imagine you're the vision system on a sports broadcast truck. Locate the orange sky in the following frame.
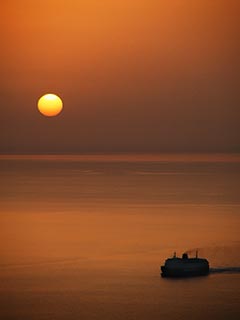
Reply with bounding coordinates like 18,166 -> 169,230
0,0 -> 239,153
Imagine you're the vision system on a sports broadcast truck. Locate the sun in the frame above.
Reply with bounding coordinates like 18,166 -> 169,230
37,94 -> 63,117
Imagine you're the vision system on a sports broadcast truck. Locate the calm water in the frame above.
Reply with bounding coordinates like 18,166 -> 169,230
0,155 -> 240,320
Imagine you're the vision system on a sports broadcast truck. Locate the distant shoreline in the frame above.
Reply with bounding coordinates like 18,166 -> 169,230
0,153 -> 239,162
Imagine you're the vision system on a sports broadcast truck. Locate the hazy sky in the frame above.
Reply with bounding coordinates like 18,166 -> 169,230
1,0 -> 239,153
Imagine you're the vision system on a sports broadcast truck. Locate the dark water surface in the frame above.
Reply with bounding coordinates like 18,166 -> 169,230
0,155 -> 239,319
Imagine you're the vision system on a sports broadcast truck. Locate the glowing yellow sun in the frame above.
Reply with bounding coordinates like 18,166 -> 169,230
37,94 -> 63,117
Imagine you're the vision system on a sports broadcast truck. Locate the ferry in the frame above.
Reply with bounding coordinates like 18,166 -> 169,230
161,252 -> 209,278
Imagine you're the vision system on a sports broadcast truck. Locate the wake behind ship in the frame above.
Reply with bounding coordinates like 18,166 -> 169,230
161,252 -> 209,278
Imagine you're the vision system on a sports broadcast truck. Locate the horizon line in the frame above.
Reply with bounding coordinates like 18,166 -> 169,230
0,152 -> 240,162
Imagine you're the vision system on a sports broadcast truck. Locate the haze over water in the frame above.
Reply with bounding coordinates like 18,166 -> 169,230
0,154 -> 239,320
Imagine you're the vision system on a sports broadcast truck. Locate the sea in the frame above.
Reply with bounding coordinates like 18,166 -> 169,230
0,154 -> 239,320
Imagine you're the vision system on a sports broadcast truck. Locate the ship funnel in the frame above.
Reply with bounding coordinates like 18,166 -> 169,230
182,253 -> 188,259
